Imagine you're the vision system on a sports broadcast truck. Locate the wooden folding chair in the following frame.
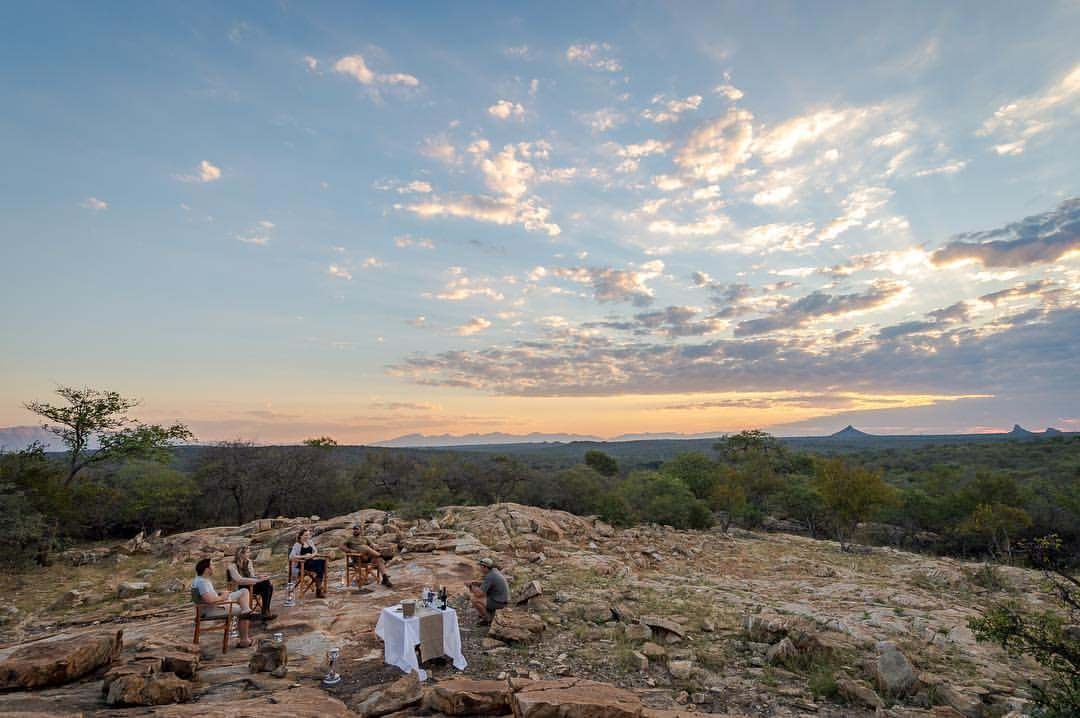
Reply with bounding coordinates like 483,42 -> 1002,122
344,551 -> 381,588
191,586 -> 239,653
226,579 -> 263,614
289,556 -> 327,599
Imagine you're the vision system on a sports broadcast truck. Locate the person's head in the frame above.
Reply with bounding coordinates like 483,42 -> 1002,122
478,557 -> 495,573
297,528 -> 311,544
235,545 -> 249,561
351,524 -> 362,537
196,558 -> 212,576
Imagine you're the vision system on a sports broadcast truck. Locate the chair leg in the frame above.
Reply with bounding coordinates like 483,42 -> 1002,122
222,616 -> 229,653
194,615 -> 201,645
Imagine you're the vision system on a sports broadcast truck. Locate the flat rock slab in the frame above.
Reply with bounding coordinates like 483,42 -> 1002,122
424,678 -> 513,715
154,686 -> 353,717
513,678 -> 642,718
0,630 -> 122,690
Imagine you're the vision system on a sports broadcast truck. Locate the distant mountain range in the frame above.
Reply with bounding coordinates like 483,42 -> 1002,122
0,425 -> 56,451
0,423 -> 1071,452
374,424 -> 1071,448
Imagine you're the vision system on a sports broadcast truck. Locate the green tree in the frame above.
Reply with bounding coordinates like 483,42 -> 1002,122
117,462 -> 199,532
969,535 -> 1080,717
708,466 -> 747,532
25,386 -> 193,486
584,450 -> 619,477
660,452 -> 717,500
959,502 -> 1033,562
815,457 -> 896,550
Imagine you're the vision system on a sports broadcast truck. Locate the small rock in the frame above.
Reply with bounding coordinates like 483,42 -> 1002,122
624,623 -> 652,642
514,580 -> 543,605
766,637 -> 799,665
117,581 -> 151,599
836,677 -> 884,710
106,672 -> 191,706
480,638 -> 506,650
248,639 -> 287,674
641,642 -> 666,660
270,664 -> 288,678
350,671 -> 422,718
629,651 -> 648,671
875,640 -> 916,696
489,609 -> 545,644
700,618 -> 715,633
668,660 -> 693,680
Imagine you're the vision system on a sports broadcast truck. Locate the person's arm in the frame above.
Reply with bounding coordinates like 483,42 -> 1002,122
289,543 -> 301,560
196,579 -> 223,604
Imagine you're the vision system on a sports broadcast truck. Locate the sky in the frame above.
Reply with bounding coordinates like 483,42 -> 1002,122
1,1 -> 1079,445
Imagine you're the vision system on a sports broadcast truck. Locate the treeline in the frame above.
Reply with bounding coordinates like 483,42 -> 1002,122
2,387 -> 1077,566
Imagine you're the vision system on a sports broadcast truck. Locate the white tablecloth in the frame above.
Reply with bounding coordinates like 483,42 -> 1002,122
374,605 -> 467,680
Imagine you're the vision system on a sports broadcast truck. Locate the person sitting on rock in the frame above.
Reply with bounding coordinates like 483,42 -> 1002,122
341,523 -> 393,587
192,557 -> 255,648
289,528 -> 326,598
227,545 -> 277,621
465,557 -> 509,624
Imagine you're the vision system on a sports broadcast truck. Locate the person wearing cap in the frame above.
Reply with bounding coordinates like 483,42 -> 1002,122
341,524 -> 393,587
466,557 -> 509,624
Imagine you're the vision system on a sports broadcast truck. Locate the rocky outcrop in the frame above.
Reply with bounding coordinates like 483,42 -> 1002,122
104,671 -> 191,706
512,677 -> 642,718
489,609 -> 545,644
836,676 -> 884,709
0,630 -> 122,690
424,678 -> 513,715
350,671 -> 423,718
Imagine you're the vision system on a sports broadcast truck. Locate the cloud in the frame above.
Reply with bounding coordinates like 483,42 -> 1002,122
79,197 -> 107,211
552,260 -> 664,306
304,55 -> 318,72
457,316 -> 493,335
394,234 -> 435,250
613,139 -> 668,172
333,54 -> 419,87
488,100 -> 525,120
674,108 -> 755,181
931,197 -> 1080,268
978,280 -> 1055,306
714,83 -> 744,101
176,160 -> 222,183
717,222 -> 818,254
566,42 -> 621,72
504,45 -> 531,59
361,257 -> 384,268
375,179 -> 433,194
579,108 -> 624,133
427,270 -> 505,302
328,265 -> 352,280
734,280 -> 907,336
398,194 -> 560,236
751,185 -> 795,206
421,136 -> 457,164
818,186 -> 894,243
914,160 -> 967,177
753,106 -> 877,164
476,143 -> 536,198
390,305 -> 1080,401
642,94 -> 703,124
977,62 -> 1080,155
648,215 -> 729,237
370,401 -> 441,412
236,219 -> 275,245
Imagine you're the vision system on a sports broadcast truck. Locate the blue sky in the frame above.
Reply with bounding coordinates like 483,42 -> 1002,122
1,1 -> 1078,444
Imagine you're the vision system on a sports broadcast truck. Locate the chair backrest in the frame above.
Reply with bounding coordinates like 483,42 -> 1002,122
190,584 -> 203,605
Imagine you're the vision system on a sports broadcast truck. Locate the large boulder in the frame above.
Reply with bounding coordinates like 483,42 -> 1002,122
117,581 -> 151,599
875,641 -> 916,696
490,609 -> 545,644
836,677 -> 884,710
512,678 -> 642,718
424,678 -> 513,715
350,671 -> 423,718
0,630 -> 122,690
105,671 -> 191,706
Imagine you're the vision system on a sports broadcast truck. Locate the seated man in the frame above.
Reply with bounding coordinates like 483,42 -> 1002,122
465,557 -> 508,624
341,524 -> 393,587
192,557 -> 255,648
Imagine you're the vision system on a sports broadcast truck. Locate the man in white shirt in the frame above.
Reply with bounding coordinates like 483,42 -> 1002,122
192,558 -> 255,648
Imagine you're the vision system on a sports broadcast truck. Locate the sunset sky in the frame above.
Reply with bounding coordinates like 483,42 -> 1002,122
2,2 -> 1079,445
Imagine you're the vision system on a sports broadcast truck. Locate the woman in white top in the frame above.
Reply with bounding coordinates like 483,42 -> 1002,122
289,528 -> 326,597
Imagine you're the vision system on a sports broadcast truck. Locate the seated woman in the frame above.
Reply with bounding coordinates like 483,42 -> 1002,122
289,528 -> 326,598
227,545 -> 277,621
192,557 -> 255,648
340,524 -> 393,587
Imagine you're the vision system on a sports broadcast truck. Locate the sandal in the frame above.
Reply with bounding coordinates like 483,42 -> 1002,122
236,640 -> 254,648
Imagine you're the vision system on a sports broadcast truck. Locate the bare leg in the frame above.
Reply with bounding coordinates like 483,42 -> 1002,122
238,618 -> 250,645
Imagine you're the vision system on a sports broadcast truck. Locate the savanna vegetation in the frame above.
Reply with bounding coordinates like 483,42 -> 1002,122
2,386 -> 1079,571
